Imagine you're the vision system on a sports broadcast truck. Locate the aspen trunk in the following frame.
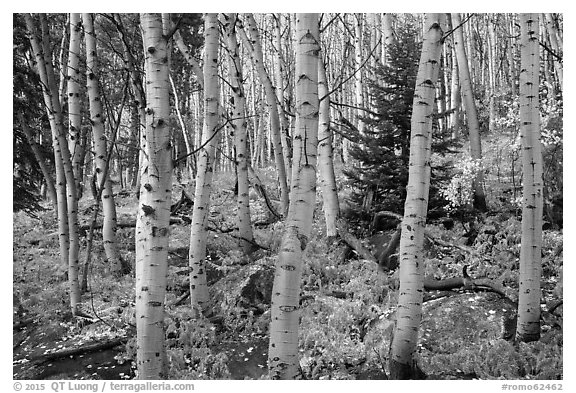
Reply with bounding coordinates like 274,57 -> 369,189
67,13 -> 84,200
354,14 -> 365,134
389,13 -> 444,380
543,13 -> 563,91
222,13 -> 255,255
26,13 -> 81,315
318,57 -> 339,238
238,14 -> 289,216
189,13 -> 220,315
451,13 -> 487,211
382,13 -> 396,65
19,115 -> 57,209
516,14 -> 543,343
135,13 -> 172,379
273,14 -> 293,183
268,13 -> 319,380
82,13 -> 125,275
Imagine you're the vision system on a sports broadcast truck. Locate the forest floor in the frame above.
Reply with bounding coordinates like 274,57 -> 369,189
12,169 -> 563,380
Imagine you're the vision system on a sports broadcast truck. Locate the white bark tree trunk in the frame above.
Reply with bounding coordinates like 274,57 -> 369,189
26,13 -> 81,315
516,13 -> 543,343
83,13 -> 125,275
238,14 -> 290,216
318,57 -> 339,238
222,13 -> 255,255
189,13 -> 221,315
389,13 -> 445,380
451,13 -> 487,211
268,13 -> 320,380
135,13 -> 172,379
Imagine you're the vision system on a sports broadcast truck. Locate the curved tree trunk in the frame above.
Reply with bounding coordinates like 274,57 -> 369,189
189,13 -> 220,315
318,57 -> 339,238
268,13 -> 320,380
238,14 -> 290,217
26,13 -> 81,315
389,13 -> 445,380
451,13 -> 487,211
135,13 -> 172,379
222,13 -> 255,255
516,14 -> 543,343
83,13 -> 126,275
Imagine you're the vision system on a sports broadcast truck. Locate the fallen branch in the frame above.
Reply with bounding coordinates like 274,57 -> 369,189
248,165 -> 282,220
28,337 -> 128,363
79,217 -> 188,232
336,219 -> 377,264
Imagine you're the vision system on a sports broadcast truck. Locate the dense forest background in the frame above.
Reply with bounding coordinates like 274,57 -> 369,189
12,12 -> 563,382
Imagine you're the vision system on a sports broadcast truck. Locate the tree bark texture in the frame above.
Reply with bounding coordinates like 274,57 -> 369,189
67,13 -> 85,199
516,13 -> 543,343
135,13 -> 172,379
83,13 -> 124,275
318,57 -> 339,238
189,13 -> 220,315
389,13 -> 444,380
222,13 -> 255,255
268,13 -> 320,380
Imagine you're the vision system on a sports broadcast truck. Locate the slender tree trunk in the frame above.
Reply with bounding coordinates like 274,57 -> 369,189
169,74 -> 194,175
273,14 -> 293,183
19,115 -> 58,208
354,14 -> 365,134
507,15 -> 518,97
268,13 -> 320,380
135,13 -> 172,379
451,13 -> 487,211
318,57 -> 339,238
238,14 -> 290,217
389,13 -> 445,380
543,13 -> 563,91
189,13 -> 220,316
222,13 -> 255,255
487,17 -> 497,134
382,14 -> 396,66
67,13 -> 84,200
26,13 -> 81,315
516,14 -> 543,343
83,13 -> 125,275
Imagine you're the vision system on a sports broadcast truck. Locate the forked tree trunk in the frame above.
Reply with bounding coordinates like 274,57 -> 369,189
83,13 -> 126,275
135,13 -> 172,379
222,13 -> 255,255
389,13 -> 445,380
516,13 -> 543,343
268,13 -> 320,380
189,13 -> 220,315
26,13 -> 81,315
318,57 -> 339,238
451,13 -> 487,211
